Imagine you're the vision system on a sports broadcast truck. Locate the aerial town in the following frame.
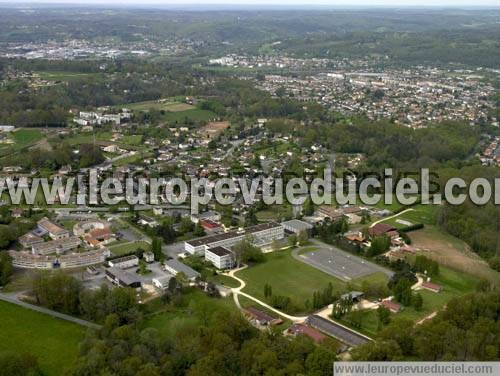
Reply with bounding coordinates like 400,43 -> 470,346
0,4 -> 498,376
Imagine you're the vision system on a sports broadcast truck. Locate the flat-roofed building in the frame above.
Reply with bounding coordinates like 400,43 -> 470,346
105,267 -> 141,289
281,219 -> 313,234
9,248 -> 108,269
164,259 -> 200,281
19,233 -> 43,249
9,251 -> 55,269
108,255 -> 139,269
31,236 -> 81,255
58,249 -> 109,268
152,275 -> 172,290
185,222 -> 284,255
306,315 -> 370,347
205,246 -> 234,269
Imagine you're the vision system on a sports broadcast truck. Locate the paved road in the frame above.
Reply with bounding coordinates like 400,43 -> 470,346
224,266 -> 308,322
0,292 -> 101,330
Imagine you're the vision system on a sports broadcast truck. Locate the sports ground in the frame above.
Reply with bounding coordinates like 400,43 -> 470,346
294,242 -> 393,282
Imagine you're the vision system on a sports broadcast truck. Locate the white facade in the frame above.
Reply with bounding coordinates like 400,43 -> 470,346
108,255 -> 139,269
205,247 -> 234,269
184,223 -> 284,256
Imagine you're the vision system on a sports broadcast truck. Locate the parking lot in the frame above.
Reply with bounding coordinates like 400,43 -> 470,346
293,241 -> 393,281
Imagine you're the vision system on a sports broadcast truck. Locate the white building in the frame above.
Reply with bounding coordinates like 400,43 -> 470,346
31,236 -> 81,255
164,259 -> 200,281
108,255 -> 139,269
184,222 -> 284,256
281,219 -> 313,234
190,210 -> 221,224
205,246 -> 234,269
152,275 -> 172,290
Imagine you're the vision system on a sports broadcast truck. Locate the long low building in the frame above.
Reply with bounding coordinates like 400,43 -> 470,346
31,236 -> 81,255
9,249 -> 109,269
306,315 -> 370,347
185,222 -> 284,255
105,267 -> 141,289
164,259 -> 200,281
58,249 -> 109,268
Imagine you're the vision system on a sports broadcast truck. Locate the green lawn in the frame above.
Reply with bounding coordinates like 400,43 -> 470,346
112,153 -> 145,167
352,272 -> 390,287
208,274 -> 241,288
120,135 -> 143,146
109,241 -> 151,256
0,301 -> 86,375
0,129 -> 44,156
377,204 -> 438,228
162,108 -> 216,122
36,71 -> 101,82
142,289 -> 237,338
236,249 -> 347,313
64,131 -> 113,146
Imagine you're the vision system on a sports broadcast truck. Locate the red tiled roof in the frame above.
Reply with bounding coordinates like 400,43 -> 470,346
288,323 -> 326,343
422,281 -> 442,292
88,228 -> 112,239
244,307 -> 276,323
200,219 -> 221,229
369,223 -> 396,237
381,300 -> 401,313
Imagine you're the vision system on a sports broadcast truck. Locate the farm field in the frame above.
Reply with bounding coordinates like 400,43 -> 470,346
0,301 -> 86,375
410,225 -> 500,286
35,71 -> 101,82
125,98 -> 188,111
0,128 -> 44,155
162,108 -> 216,122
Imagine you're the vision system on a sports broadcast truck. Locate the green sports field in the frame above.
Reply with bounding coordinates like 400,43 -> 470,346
0,301 -> 86,375
236,249 -> 347,313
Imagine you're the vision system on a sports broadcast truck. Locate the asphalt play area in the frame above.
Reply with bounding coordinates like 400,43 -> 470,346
294,241 -> 393,282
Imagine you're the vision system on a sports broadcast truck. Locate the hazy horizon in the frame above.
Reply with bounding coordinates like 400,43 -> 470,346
2,0 -> 500,8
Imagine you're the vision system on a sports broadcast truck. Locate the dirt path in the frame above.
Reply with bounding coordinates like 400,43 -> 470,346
370,208 -> 415,227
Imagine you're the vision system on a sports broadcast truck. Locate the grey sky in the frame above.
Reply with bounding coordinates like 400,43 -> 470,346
5,0 -> 500,7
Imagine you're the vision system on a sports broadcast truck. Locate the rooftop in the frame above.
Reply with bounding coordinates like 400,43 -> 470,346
165,258 -> 200,279
37,217 -> 67,236
281,219 -> 313,232
186,222 -> 281,247
207,246 -> 233,257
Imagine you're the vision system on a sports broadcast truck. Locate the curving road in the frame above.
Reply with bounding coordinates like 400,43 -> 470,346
224,266 -> 308,322
370,208 -> 414,227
